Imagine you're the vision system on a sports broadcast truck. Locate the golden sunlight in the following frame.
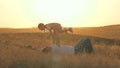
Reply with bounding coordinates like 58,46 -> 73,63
33,0 -> 84,23
0,0 -> 120,28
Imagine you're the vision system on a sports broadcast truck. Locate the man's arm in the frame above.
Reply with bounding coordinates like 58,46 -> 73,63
47,29 -> 53,39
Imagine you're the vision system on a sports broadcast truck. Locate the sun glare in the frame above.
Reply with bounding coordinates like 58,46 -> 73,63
33,0 -> 83,23
0,0 -> 120,28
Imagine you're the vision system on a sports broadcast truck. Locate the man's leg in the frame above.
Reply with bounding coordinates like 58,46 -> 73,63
84,38 -> 94,54
74,38 -> 85,54
74,38 -> 94,54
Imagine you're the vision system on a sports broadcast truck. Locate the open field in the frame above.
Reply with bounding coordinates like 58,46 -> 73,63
0,33 -> 120,68
0,24 -> 120,40
73,24 -> 120,40
0,25 -> 120,68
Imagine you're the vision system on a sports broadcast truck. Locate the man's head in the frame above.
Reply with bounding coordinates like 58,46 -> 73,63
38,23 -> 45,31
42,47 -> 52,53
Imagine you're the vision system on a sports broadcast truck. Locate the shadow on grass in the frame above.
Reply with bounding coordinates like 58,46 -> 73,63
8,59 -> 52,68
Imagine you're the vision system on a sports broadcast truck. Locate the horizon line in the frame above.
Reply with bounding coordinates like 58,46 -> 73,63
0,24 -> 119,29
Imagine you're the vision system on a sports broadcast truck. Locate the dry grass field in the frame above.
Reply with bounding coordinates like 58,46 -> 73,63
0,33 -> 120,68
73,24 -> 120,40
0,25 -> 120,68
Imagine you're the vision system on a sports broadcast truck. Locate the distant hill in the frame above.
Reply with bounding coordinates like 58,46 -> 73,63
0,28 -> 39,33
73,24 -> 120,40
0,24 -> 120,40
103,24 -> 120,28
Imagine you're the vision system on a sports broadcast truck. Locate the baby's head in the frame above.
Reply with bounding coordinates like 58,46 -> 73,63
38,23 -> 45,31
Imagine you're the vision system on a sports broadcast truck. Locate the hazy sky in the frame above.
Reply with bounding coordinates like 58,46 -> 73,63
0,0 -> 120,28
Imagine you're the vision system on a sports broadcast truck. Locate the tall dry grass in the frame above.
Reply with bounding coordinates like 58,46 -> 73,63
0,33 -> 120,68
73,26 -> 120,40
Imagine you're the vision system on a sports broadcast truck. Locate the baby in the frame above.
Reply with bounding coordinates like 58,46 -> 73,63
38,23 -> 62,46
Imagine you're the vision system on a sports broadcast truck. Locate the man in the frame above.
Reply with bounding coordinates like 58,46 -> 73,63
38,23 -> 62,46
42,38 -> 94,55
